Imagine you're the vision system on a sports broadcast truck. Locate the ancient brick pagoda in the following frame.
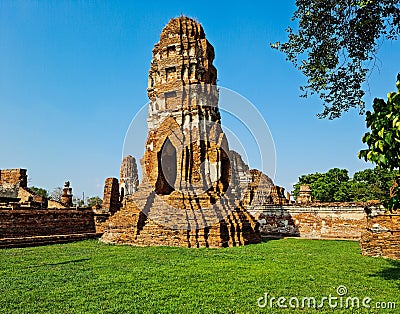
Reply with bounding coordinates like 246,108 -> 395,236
101,17 -> 262,247
119,155 -> 139,200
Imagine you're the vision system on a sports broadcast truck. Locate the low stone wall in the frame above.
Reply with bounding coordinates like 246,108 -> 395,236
248,205 -> 367,240
0,208 -> 96,239
360,208 -> 400,259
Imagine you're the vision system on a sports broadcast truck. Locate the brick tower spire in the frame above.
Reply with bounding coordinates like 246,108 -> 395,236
101,17 -> 261,247
143,16 -> 228,205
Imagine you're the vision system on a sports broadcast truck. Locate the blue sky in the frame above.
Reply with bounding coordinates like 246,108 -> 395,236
1,1 -> 399,198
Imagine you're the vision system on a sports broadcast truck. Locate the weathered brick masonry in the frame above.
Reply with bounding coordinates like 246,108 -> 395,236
249,204 -> 367,240
102,177 -> 120,214
0,209 -> 96,238
0,207 -> 97,248
360,207 -> 400,259
0,169 -> 27,188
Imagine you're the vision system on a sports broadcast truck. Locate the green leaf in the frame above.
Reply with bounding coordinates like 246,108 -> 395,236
378,127 -> 385,138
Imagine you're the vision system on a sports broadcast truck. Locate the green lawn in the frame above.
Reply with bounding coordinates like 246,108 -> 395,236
0,238 -> 399,313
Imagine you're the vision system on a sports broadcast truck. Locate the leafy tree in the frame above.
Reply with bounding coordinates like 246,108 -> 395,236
293,168 -> 350,202
351,167 -> 398,201
354,167 -> 398,193
292,172 -> 322,198
272,0 -> 400,119
87,196 -> 103,207
29,186 -> 49,198
293,167 -> 398,202
359,75 -> 400,210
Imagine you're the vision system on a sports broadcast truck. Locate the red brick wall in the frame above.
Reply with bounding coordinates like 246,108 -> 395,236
0,209 -> 96,238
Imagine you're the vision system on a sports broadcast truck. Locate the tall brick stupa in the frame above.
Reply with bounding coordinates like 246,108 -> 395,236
100,17 -> 261,247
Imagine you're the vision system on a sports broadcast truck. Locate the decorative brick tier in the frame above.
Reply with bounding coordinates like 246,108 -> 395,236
101,175 -> 261,248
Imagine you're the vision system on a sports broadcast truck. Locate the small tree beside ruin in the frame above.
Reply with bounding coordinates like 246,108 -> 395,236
359,75 -> 400,211
29,186 -> 49,198
87,196 -> 102,207
49,187 -> 63,202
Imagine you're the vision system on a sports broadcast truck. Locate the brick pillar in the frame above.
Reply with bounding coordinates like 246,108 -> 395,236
102,178 -> 120,214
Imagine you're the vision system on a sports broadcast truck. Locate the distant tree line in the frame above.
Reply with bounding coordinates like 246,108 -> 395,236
293,167 -> 399,202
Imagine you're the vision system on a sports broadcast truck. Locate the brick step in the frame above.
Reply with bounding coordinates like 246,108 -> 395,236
0,233 -> 103,249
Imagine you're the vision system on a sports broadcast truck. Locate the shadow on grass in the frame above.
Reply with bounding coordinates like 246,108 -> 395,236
32,258 -> 90,268
370,259 -> 400,287
261,236 -> 284,243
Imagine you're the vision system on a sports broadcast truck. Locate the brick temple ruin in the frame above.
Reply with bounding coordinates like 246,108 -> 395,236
97,17 -> 382,252
100,17 -> 264,248
2,16 -> 398,258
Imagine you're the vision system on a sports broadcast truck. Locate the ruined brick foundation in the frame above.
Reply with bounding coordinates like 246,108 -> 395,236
101,193 -> 261,248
